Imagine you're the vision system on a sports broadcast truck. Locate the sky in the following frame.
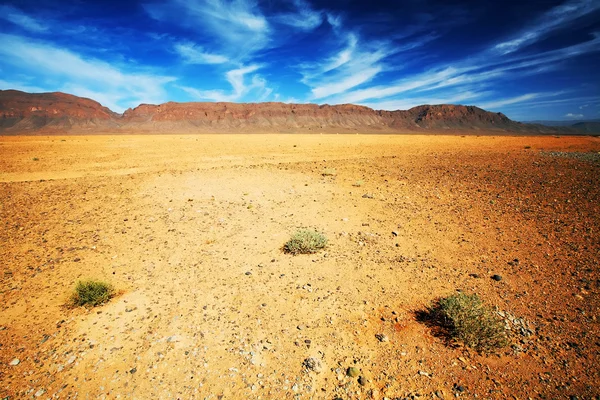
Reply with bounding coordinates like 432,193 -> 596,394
0,0 -> 599,121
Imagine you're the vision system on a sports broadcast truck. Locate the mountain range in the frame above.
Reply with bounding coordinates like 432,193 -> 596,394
1,89 -> 596,135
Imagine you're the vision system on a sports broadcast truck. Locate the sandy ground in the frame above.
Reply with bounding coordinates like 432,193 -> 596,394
0,134 -> 599,400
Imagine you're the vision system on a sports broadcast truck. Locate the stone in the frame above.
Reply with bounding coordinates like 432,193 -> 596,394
347,366 -> 360,377
375,333 -> 389,342
491,274 -> 503,281
9,358 -> 20,366
303,357 -> 323,373
358,376 -> 367,386
35,389 -> 45,397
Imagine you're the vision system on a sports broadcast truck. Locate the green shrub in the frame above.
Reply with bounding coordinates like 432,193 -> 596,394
429,292 -> 508,352
71,280 -> 114,307
284,229 -> 328,255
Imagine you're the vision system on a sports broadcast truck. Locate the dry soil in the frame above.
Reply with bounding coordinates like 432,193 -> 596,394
1,134 -> 599,399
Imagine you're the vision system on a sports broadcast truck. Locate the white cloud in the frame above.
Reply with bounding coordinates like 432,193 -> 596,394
0,33 -> 175,112
477,93 -> 546,109
179,64 -> 271,102
276,0 -> 322,30
0,5 -> 48,33
174,42 -> 229,64
145,0 -> 270,59
300,32 -> 394,100
493,0 -> 600,54
565,113 -> 584,119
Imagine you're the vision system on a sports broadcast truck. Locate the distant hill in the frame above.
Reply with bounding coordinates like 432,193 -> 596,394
525,119 -> 600,134
526,119 -> 600,126
0,89 -> 566,135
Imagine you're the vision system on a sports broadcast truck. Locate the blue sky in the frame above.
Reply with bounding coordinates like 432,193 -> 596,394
0,0 -> 598,121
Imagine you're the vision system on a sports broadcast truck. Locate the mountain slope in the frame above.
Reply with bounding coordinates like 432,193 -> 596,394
0,90 -> 119,133
0,89 -> 560,134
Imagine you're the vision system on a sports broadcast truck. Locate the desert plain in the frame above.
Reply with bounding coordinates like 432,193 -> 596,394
0,133 -> 599,399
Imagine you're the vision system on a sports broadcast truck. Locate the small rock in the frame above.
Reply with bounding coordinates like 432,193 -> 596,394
362,193 -> 374,199
375,333 -> 389,342
392,231 -> 399,236
9,358 -> 20,366
297,324 -> 306,330
469,273 -> 480,278
35,389 -> 45,397
347,366 -> 360,377
491,274 -> 503,281
302,357 -> 323,373
358,376 -> 367,386
418,370 -> 431,377
130,367 -> 137,374
67,355 -> 76,364
245,271 -> 252,276
455,385 -> 466,392
73,258 -> 80,262
434,389 -> 445,399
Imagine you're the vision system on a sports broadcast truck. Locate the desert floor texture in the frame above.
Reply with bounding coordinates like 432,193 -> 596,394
1,134 -> 599,400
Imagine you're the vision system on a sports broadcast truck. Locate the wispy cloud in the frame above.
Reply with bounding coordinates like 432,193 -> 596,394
145,0 -> 270,59
0,5 -> 48,33
493,0 -> 600,54
174,42 -> 229,64
300,30 -> 396,100
478,93 -> 549,109
178,64 -> 271,102
565,113 -> 584,119
0,33 -> 174,112
275,0 -> 322,30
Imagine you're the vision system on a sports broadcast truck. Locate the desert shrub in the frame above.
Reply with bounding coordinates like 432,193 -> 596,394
428,292 -> 508,352
284,229 -> 328,255
322,168 -> 336,176
71,279 -> 114,307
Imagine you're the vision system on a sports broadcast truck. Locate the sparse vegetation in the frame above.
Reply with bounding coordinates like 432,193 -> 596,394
322,168 -> 336,176
284,229 -> 328,254
427,292 -> 508,353
70,279 -> 114,307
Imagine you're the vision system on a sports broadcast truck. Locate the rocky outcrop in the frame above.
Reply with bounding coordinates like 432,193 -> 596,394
0,89 -> 560,134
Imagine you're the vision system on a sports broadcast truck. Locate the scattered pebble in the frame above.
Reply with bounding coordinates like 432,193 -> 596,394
491,274 -> 503,281
9,358 -> 20,366
358,376 -> 367,386
347,366 -> 360,377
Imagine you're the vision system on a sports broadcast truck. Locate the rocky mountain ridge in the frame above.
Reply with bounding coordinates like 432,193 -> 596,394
0,89 -> 568,134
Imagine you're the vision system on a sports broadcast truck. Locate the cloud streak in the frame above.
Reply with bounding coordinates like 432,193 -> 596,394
0,5 -> 48,33
493,0 -> 600,54
0,33 -> 175,112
